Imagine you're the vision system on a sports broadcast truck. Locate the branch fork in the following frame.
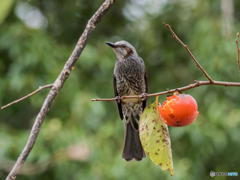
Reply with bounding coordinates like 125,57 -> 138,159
4,0 -> 116,179
92,24 -> 240,102
2,3 -> 240,179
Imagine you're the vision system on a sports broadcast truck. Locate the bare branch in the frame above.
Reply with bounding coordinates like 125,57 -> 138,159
93,24 -> 240,102
236,32 -> 240,70
1,84 -> 53,110
92,80 -> 240,102
6,0 -> 116,179
163,23 -> 214,82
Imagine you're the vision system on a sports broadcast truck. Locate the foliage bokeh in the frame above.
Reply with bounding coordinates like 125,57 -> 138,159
0,0 -> 240,179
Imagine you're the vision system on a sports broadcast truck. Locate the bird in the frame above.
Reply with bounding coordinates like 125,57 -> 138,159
106,40 -> 148,161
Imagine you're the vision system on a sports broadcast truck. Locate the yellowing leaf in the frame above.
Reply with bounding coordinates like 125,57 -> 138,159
139,103 -> 174,176
0,0 -> 15,24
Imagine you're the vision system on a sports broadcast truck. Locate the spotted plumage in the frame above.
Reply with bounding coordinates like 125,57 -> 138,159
107,40 -> 147,161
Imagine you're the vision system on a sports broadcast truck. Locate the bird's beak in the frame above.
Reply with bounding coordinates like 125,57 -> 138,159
105,42 -> 116,48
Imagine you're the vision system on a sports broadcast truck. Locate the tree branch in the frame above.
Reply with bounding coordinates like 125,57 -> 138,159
163,23 -> 214,82
236,32 -> 240,70
92,24 -> 240,102
6,0 -> 116,179
91,80 -> 240,101
1,84 -> 53,110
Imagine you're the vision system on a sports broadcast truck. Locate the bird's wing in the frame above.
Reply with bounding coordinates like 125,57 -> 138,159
113,75 -> 123,120
142,71 -> 148,110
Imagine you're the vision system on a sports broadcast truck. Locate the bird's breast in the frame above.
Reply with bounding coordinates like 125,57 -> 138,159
115,72 -> 144,103
114,57 -> 146,102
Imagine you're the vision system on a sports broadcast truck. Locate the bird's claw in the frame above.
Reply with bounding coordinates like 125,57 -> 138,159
116,96 -> 121,103
140,93 -> 148,101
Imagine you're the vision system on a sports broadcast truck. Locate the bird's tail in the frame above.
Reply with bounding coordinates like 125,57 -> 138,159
122,116 -> 145,161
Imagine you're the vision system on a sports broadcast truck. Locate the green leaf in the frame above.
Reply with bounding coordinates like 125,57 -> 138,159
0,0 -> 15,24
139,103 -> 174,176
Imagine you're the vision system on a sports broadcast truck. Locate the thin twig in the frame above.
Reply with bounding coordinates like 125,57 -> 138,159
6,0 -> 115,179
236,32 -> 240,70
93,24 -> 236,102
92,80 -> 240,102
163,23 -> 214,82
1,84 -> 53,110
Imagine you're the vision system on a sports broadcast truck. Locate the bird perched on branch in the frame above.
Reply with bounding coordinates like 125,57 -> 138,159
106,40 -> 147,161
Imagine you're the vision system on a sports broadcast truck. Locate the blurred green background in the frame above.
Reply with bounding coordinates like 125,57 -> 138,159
0,0 -> 240,179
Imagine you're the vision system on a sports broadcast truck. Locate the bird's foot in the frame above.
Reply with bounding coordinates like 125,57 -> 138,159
116,96 -> 121,103
140,93 -> 148,101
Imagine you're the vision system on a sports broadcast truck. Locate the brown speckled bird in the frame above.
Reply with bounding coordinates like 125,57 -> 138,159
106,40 -> 147,161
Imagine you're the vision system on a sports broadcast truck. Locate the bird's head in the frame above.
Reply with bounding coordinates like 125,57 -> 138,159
106,40 -> 138,60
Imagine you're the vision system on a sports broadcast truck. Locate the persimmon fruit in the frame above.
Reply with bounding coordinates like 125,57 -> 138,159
158,94 -> 199,127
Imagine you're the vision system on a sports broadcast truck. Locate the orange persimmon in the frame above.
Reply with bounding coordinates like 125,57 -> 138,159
158,94 -> 199,127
